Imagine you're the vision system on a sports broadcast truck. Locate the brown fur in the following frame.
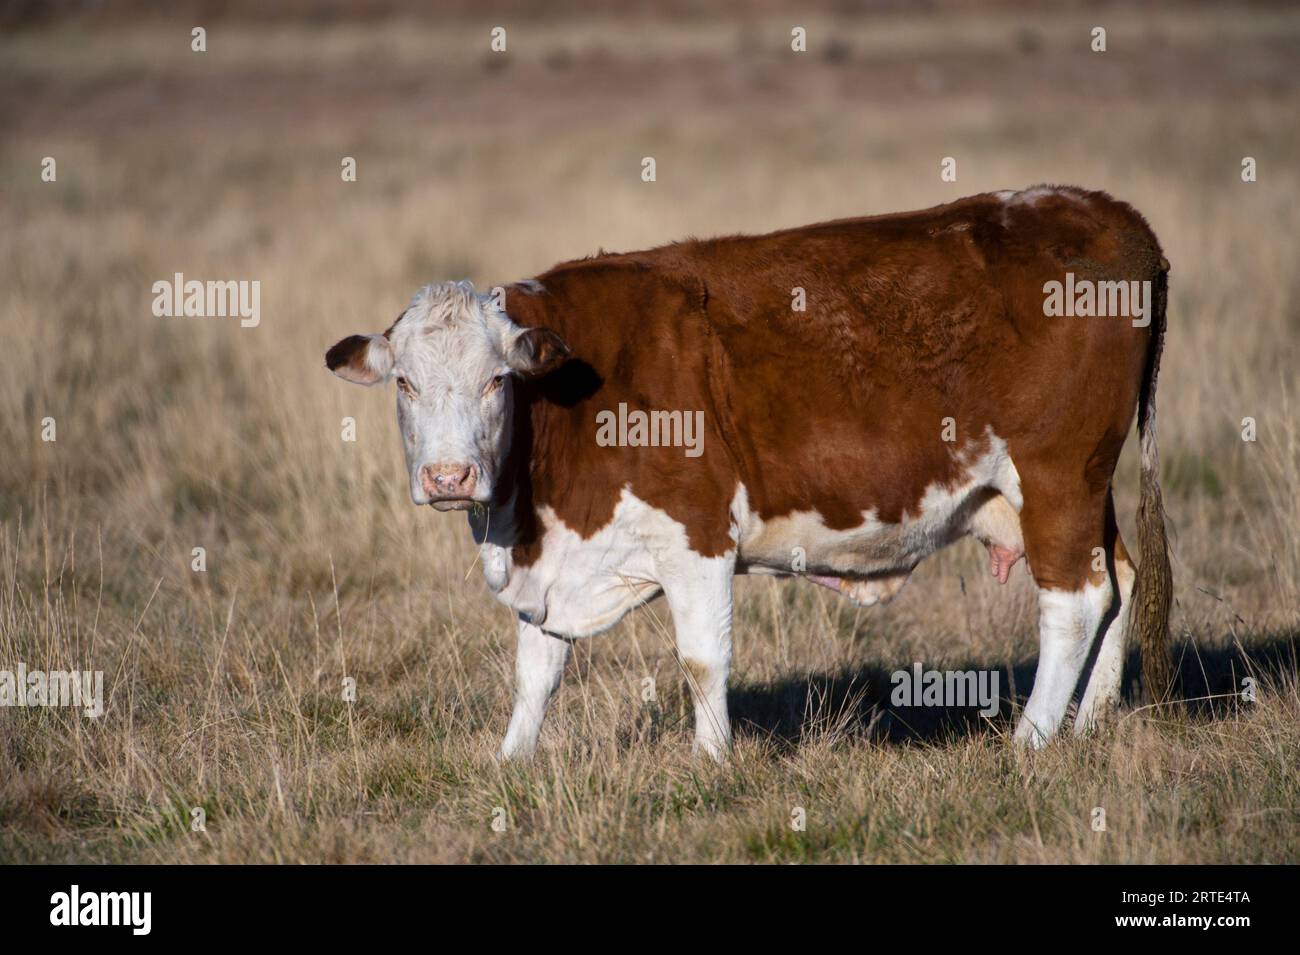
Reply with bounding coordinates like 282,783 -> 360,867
681,658 -> 716,695
503,186 -> 1171,680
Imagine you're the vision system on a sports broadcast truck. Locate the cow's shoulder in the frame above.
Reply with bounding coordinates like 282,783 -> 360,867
502,258 -> 737,569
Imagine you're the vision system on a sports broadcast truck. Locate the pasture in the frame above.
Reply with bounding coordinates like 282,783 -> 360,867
1,3 -> 1297,863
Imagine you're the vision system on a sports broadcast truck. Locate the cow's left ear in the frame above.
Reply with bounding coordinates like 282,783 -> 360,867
505,327 -> 571,378
325,333 -> 394,385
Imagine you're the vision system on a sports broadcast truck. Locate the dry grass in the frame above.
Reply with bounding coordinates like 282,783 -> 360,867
1,5 -> 1298,863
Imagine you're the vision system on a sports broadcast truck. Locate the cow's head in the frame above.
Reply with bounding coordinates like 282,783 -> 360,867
325,281 -> 569,510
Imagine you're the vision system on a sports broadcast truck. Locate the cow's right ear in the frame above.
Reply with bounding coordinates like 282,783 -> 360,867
325,334 -> 394,386
505,327 -> 571,378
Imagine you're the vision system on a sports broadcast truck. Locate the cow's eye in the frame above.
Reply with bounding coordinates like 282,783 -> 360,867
396,376 -> 415,397
483,374 -> 506,397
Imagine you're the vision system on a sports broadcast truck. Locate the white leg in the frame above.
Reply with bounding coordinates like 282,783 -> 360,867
658,550 -> 736,762
1075,557 -> 1135,733
1014,579 -> 1111,748
498,620 -> 570,760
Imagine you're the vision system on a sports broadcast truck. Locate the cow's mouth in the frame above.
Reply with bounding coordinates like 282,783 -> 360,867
429,499 -> 475,512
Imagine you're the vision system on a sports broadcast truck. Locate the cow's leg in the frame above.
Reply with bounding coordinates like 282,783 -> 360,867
1014,477 -> 1113,749
658,550 -> 736,761
498,620 -> 570,760
1075,494 -> 1135,732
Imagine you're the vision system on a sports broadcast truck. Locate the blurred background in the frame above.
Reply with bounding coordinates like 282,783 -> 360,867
1,1 -> 1297,863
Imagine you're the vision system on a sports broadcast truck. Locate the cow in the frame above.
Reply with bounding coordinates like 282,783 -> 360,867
326,185 -> 1172,760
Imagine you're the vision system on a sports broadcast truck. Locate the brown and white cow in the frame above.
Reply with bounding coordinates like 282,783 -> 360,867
326,185 -> 1172,759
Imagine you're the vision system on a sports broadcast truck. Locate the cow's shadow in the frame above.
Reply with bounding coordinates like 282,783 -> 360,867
728,631 -> 1299,749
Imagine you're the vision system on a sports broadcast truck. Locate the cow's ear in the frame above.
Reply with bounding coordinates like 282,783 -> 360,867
325,333 -> 394,385
506,327 -> 571,378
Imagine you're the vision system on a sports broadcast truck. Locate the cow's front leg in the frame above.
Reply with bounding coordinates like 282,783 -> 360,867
658,550 -> 736,762
498,620 -> 570,760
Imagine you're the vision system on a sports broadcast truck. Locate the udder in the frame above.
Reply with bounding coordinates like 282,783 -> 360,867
966,492 -> 1025,584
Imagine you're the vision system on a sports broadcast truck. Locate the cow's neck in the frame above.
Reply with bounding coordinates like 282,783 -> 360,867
463,349 -> 603,616
465,393 -> 546,594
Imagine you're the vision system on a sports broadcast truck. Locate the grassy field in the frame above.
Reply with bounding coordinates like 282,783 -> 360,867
1,3 -> 1298,863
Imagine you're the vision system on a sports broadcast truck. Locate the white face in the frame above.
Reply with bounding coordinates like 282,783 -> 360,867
390,285 -> 515,509
325,281 -> 568,511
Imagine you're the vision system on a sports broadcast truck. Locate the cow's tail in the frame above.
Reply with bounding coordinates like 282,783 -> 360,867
1133,257 -> 1175,708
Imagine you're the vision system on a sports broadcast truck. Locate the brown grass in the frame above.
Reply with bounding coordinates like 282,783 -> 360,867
1,4 -> 1298,863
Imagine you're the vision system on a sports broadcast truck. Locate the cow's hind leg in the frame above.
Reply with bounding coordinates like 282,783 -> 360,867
1014,475 -> 1114,748
657,549 -> 736,761
498,620 -> 571,760
1075,493 -> 1135,733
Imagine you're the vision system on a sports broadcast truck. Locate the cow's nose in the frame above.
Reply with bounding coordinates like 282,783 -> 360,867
420,463 -> 477,498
